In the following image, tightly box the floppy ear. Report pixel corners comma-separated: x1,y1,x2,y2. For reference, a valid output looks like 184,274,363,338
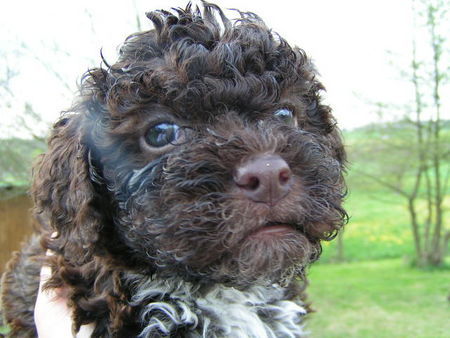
32,114,101,264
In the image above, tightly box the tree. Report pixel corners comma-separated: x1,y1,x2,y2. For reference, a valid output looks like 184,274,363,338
0,49,48,188
353,0,449,266
0,6,145,190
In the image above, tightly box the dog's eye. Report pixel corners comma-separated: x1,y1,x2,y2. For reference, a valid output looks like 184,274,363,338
274,108,295,124
145,122,182,147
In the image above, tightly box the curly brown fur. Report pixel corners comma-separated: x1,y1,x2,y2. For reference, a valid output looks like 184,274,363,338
1,3,346,337
1,235,42,337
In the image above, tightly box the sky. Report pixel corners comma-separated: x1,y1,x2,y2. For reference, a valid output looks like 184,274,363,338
0,0,447,136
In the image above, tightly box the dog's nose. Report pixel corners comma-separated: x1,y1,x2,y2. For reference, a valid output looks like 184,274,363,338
233,154,292,206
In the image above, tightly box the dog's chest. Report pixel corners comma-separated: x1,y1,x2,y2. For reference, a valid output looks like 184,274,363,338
129,276,307,337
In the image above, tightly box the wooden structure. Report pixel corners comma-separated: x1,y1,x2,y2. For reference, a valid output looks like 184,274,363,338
0,190,33,273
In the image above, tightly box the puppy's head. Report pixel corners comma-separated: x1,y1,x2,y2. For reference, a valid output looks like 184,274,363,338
34,3,347,287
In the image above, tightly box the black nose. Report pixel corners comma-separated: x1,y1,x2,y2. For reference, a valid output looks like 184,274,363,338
233,154,292,206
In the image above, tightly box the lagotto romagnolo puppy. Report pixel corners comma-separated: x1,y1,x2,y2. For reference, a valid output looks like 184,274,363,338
1,2,347,337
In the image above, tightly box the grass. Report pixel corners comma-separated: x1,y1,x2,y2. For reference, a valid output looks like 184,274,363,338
307,129,450,338
320,183,417,263
307,258,450,337
319,130,450,264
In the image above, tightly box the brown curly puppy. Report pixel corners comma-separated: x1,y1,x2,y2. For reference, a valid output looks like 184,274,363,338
1,3,347,337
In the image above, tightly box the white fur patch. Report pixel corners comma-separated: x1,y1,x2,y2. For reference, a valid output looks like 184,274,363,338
128,275,307,337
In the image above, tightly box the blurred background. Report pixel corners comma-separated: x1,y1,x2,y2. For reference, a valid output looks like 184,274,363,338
0,0,449,336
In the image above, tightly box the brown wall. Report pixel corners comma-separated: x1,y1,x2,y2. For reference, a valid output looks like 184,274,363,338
0,194,34,273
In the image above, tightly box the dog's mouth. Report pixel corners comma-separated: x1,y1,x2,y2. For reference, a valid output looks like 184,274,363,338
247,222,299,240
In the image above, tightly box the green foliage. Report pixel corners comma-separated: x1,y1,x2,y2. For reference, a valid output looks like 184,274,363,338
321,186,416,262
321,123,450,263
0,137,46,188
347,120,450,196
0,325,10,335
308,259,450,337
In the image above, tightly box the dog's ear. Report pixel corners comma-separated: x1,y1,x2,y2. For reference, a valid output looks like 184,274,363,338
32,114,101,264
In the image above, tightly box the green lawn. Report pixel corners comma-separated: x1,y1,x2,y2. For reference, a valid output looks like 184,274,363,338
320,185,417,263
307,153,450,337
307,259,450,337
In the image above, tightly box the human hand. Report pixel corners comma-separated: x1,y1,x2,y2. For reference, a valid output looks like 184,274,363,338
34,252,94,338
